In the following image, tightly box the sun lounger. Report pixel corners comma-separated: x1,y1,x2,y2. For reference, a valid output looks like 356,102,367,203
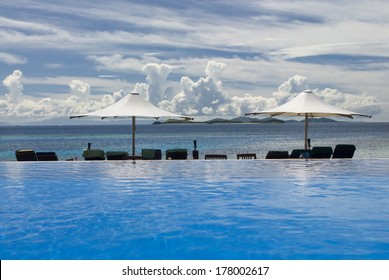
265,151,289,159
15,149,38,161
237,153,257,159
142,149,162,160
166,149,188,160
106,151,129,160
332,144,356,159
290,149,311,158
205,154,227,160
310,146,333,159
16,150,59,161
36,152,58,161
82,149,105,160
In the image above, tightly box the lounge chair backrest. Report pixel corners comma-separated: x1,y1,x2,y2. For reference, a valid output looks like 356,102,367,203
82,149,105,160
205,154,227,160
166,149,188,160
237,153,257,159
106,151,129,160
142,149,162,160
290,149,311,158
310,146,333,159
332,144,356,159
265,151,289,159
15,150,38,161
36,152,58,161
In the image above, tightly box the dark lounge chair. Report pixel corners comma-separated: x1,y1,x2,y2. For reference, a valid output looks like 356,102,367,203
265,151,289,159
290,149,312,159
166,149,188,160
36,152,58,161
142,149,162,160
82,149,105,160
106,151,129,160
237,153,257,159
310,146,333,159
332,144,356,159
15,149,38,161
205,154,227,160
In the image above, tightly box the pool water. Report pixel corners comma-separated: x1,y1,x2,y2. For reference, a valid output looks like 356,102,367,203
1,159,389,260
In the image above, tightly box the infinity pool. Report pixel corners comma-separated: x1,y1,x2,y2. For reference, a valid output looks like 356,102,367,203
1,159,389,259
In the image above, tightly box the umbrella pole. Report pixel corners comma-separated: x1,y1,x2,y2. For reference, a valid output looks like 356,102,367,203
132,116,136,157
304,114,308,150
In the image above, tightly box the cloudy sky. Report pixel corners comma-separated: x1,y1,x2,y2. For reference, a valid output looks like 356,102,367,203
1,0,388,124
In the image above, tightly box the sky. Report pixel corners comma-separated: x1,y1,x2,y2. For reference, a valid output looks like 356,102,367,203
1,0,388,124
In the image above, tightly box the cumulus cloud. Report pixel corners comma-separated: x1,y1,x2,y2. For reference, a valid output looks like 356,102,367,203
158,61,230,115
144,63,379,118
2,70,24,104
142,63,171,104
205,60,226,82
278,75,308,93
145,62,292,116
0,63,382,124
69,79,91,102
318,88,380,116
0,71,121,123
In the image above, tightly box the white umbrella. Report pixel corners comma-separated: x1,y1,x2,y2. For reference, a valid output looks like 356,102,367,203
70,92,192,157
246,90,371,149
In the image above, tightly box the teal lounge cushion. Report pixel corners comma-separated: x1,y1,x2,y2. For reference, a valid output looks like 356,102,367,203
142,149,162,160
82,149,105,160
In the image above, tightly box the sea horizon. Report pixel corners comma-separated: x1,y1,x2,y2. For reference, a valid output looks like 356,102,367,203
1,122,388,161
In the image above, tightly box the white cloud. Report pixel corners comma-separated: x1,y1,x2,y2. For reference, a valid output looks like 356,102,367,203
0,52,27,64
0,71,123,123
142,63,171,104
142,62,380,118
2,70,24,103
1,1,388,119
1,1,389,62
276,75,309,103
205,60,227,81
0,60,383,124
88,54,147,72
158,61,230,116
319,88,381,116
2,0,384,60
69,80,91,102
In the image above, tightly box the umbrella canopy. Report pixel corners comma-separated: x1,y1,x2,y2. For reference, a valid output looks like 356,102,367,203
70,92,191,157
246,90,371,149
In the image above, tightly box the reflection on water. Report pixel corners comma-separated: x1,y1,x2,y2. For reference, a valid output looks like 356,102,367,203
1,159,389,260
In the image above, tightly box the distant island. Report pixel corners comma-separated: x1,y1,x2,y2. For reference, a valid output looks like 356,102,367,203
153,116,337,124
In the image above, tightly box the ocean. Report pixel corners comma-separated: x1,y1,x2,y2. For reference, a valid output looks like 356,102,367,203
1,122,389,260
1,122,389,161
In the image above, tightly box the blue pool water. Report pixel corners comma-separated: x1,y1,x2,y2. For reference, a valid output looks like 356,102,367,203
1,159,389,260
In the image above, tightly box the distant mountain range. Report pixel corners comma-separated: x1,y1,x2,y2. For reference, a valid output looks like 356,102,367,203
154,116,337,124
204,116,284,123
